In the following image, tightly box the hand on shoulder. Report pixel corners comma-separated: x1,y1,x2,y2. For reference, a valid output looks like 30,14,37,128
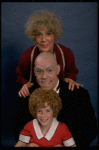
18,82,34,98
64,78,83,91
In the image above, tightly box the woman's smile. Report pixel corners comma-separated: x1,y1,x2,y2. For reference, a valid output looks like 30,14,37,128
40,44,49,48
35,28,55,53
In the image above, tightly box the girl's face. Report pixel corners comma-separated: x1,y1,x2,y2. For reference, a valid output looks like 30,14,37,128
35,28,55,53
36,102,53,128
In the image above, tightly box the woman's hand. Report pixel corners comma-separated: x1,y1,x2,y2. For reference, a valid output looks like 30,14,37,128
25,143,39,147
64,78,83,91
18,82,34,98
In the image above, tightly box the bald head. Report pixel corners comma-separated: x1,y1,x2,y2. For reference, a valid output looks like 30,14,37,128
35,52,57,67
34,52,60,90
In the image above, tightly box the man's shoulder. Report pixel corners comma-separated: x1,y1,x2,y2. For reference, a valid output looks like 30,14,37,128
29,83,40,94
74,86,88,95
59,79,68,88
59,79,89,97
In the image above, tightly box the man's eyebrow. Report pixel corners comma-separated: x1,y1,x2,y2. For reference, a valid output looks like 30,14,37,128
35,67,43,70
35,66,54,70
46,66,54,69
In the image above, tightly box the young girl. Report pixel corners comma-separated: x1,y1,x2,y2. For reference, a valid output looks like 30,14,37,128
14,88,76,147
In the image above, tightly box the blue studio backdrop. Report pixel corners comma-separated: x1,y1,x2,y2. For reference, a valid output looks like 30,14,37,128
1,2,98,147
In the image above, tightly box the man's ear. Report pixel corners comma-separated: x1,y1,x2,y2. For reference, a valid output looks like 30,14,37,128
56,64,60,75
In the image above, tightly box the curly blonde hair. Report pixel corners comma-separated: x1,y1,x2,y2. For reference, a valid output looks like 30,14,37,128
25,10,63,41
29,88,62,118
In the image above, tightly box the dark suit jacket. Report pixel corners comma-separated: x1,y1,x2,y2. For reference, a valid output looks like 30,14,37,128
13,79,97,147
57,79,97,147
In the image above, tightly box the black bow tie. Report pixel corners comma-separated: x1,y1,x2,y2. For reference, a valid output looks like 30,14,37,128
56,84,60,91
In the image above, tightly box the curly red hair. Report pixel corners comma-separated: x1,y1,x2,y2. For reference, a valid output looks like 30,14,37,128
29,88,62,118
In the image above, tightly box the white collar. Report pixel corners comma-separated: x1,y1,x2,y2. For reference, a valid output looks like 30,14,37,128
33,118,59,141
53,79,60,94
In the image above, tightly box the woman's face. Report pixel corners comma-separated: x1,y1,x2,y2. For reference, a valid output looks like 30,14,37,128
35,28,55,53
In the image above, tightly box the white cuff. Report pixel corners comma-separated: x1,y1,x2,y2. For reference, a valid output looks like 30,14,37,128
19,134,31,143
63,137,75,147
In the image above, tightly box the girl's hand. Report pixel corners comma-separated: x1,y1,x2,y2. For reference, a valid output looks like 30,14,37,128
25,143,39,147
53,144,64,147
64,78,83,91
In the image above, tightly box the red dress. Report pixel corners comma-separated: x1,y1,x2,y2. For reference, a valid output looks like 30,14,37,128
19,118,75,147
16,43,78,85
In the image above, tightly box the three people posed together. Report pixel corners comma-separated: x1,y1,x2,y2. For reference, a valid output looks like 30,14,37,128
14,10,97,147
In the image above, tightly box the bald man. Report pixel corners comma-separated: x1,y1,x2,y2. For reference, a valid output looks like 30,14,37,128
34,52,60,90
18,52,82,98
13,52,97,147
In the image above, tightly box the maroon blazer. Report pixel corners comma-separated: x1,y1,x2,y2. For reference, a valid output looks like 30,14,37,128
16,43,78,85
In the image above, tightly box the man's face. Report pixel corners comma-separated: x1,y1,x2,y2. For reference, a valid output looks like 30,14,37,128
34,57,60,90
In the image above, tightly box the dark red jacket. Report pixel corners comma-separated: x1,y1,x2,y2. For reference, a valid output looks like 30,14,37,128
16,43,79,85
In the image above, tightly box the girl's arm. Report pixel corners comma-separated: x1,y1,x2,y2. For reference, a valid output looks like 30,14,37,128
71,144,77,147
53,144,77,147
14,140,25,147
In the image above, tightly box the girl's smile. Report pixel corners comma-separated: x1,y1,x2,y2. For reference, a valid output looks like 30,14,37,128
36,103,53,129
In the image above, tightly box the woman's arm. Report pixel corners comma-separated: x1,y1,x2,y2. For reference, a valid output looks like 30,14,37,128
16,47,33,85
16,51,30,85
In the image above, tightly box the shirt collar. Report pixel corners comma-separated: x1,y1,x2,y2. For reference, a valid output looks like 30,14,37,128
53,79,60,94
33,118,59,141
